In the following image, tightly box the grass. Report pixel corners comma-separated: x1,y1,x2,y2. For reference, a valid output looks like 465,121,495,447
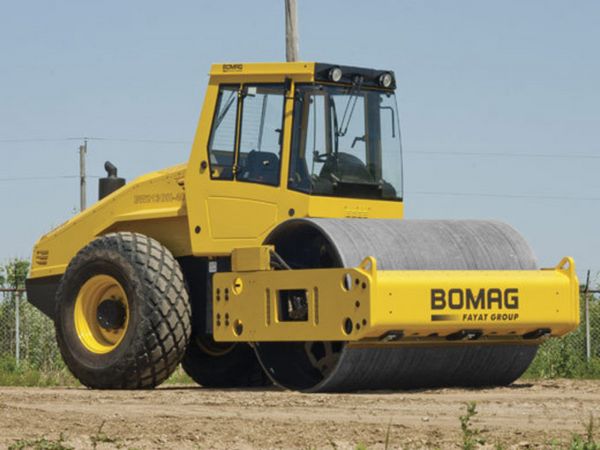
0,356,77,387
162,365,194,385
524,337,600,379
459,402,485,450
0,355,195,387
9,422,122,450
456,403,600,450
89,421,117,449
0,366,194,387
9,434,72,450
524,293,600,380
348,405,600,450
568,414,600,450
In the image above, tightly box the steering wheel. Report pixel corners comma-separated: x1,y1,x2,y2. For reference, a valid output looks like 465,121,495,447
313,152,331,163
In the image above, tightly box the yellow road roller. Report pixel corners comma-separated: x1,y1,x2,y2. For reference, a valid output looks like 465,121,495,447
25,62,580,392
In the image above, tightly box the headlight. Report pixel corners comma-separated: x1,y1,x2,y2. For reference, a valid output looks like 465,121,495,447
328,67,343,82
378,72,393,88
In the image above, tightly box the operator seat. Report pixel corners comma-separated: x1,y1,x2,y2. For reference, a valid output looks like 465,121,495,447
240,150,280,185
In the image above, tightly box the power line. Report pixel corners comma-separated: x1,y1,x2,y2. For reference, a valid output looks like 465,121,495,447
0,175,99,182
1,138,598,159
0,137,189,145
411,191,600,201
80,137,189,145
0,138,75,143
405,150,600,160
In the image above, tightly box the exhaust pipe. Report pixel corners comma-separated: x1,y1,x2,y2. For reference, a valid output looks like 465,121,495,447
99,161,126,200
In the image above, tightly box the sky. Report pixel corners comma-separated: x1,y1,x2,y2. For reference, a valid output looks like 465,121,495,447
0,0,598,282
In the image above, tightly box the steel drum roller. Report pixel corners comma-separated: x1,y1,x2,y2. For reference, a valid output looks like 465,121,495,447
255,218,538,392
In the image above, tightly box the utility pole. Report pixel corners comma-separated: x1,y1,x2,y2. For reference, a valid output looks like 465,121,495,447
79,139,87,212
285,0,299,62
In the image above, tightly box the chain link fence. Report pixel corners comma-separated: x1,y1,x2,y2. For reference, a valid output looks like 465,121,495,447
0,289,64,373
0,287,599,382
527,289,600,377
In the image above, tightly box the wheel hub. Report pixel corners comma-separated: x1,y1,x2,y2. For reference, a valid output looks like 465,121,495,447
96,299,126,330
74,274,130,354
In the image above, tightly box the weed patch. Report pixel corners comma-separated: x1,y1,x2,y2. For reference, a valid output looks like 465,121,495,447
9,434,72,450
460,402,485,450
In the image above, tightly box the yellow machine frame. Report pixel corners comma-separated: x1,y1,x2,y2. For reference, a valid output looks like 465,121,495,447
27,62,580,346
213,248,579,345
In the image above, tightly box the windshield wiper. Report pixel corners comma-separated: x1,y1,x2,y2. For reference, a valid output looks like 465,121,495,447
329,79,363,155
337,77,363,138
330,96,340,154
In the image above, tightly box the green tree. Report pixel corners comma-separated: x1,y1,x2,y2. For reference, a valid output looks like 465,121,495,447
0,258,29,289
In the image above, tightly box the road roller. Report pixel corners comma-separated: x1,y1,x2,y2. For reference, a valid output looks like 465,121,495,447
25,62,580,391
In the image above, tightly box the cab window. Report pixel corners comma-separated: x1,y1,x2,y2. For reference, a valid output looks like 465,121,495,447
289,84,403,200
237,84,285,186
208,85,239,180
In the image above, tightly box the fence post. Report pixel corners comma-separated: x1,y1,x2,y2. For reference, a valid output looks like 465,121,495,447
15,290,20,366
584,270,591,362
586,294,592,361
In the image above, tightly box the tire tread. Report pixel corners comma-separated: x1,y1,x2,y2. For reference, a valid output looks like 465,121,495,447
55,232,191,389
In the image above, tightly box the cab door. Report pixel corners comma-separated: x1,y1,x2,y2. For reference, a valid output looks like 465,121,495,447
194,83,290,251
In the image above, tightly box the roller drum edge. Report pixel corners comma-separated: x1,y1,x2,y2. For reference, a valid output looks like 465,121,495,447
256,218,539,392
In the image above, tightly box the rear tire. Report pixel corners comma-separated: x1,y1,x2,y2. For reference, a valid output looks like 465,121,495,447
178,257,271,388
55,232,191,389
181,337,270,388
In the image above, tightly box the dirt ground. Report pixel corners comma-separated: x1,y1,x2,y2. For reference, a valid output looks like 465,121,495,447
0,379,598,450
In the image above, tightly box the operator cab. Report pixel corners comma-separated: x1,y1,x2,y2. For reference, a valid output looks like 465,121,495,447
289,65,402,200
206,63,403,201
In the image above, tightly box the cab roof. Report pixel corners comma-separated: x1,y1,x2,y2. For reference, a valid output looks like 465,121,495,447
209,62,396,89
